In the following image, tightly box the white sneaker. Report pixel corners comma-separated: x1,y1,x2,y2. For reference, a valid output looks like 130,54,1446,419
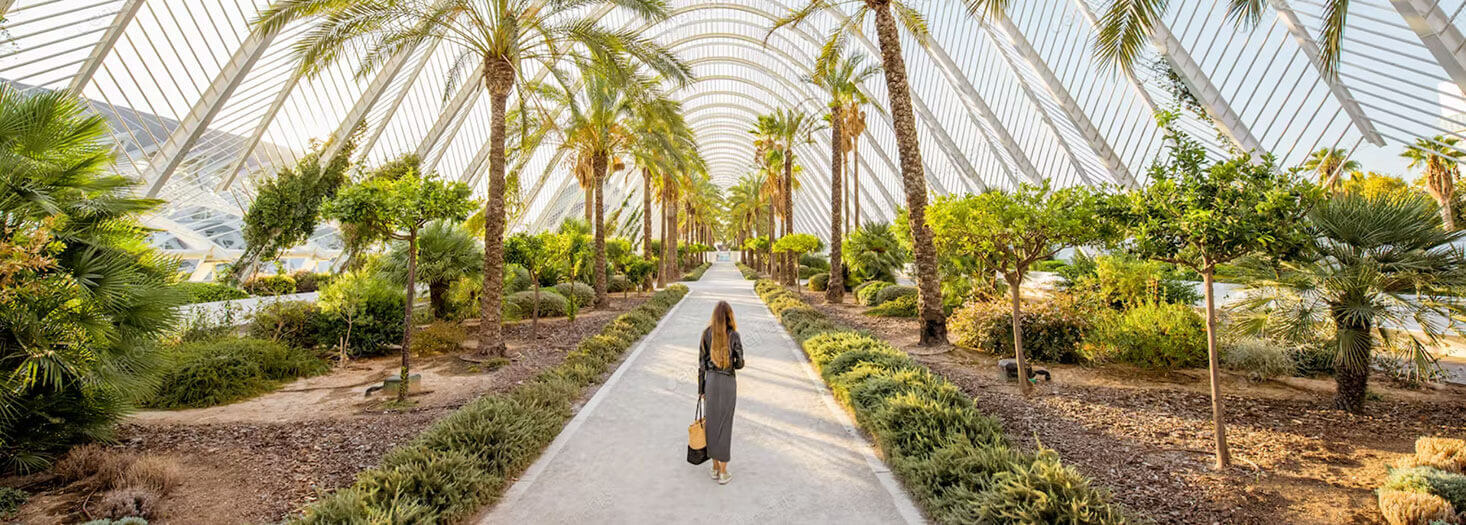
710,466,719,480
717,471,732,485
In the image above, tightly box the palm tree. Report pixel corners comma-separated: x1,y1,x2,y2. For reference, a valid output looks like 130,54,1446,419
1232,192,1466,412
844,98,870,230
257,0,691,357
1302,147,1363,193
1402,136,1466,231
843,222,909,283
0,87,183,471
809,46,881,304
727,173,766,266
774,0,949,344
383,220,482,319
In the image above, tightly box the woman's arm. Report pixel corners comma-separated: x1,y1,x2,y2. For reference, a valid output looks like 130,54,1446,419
731,331,745,370
698,329,708,395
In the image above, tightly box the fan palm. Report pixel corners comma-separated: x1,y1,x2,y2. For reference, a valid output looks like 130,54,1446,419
257,0,691,357
0,87,183,472
1302,147,1363,193
383,220,483,319
774,0,948,344
1402,136,1466,231
843,222,909,284
1231,192,1466,412
809,46,881,303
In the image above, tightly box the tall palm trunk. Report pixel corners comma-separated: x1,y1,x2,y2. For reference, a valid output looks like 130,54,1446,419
398,227,419,403
584,186,593,223
853,142,861,227
1332,306,1373,413
592,151,608,307
1203,270,1231,467
872,2,946,345
642,169,653,260
478,59,512,357
782,154,795,286
1427,165,1457,231
767,201,776,275
827,112,845,303
661,174,677,285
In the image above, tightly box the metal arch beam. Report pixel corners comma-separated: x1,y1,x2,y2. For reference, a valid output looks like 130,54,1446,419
974,20,1092,186
1067,0,1165,118
144,27,278,197
67,0,144,95
415,62,484,173
219,69,303,190
356,38,447,164
1269,0,1384,146
320,45,420,164
1392,0,1466,98
1147,19,1265,155
990,11,1136,186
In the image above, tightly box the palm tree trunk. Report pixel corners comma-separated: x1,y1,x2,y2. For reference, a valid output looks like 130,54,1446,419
1008,272,1030,396
853,142,861,227
782,154,795,286
429,281,447,320
398,227,419,403
872,4,946,346
643,169,653,260
478,61,512,358
1332,307,1373,413
592,151,608,307
1203,270,1231,467
827,112,845,303
767,201,776,275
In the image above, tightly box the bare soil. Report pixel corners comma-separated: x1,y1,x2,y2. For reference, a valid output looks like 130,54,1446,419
6,293,651,525
799,289,1466,525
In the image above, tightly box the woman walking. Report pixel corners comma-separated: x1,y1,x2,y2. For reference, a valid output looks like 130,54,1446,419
699,301,744,484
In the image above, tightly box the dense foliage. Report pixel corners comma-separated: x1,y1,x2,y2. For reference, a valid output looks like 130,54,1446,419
1085,303,1208,369
176,282,249,304
948,298,1092,363
383,221,483,319
842,222,908,283
146,338,328,409
234,138,356,282
0,87,184,473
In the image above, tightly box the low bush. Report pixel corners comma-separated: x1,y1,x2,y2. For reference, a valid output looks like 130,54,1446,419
1085,302,1207,369
98,486,160,521
411,321,467,356
505,290,569,319
54,444,132,486
247,301,323,350
1030,259,1068,273
1382,466,1466,510
873,284,916,307
504,265,533,294
797,264,822,279
553,282,595,307
948,297,1091,363
176,282,248,303
1377,489,1456,525
293,284,689,524
735,262,761,280
799,253,829,270
608,274,634,294
867,294,918,317
1376,437,1466,524
241,274,297,296
122,456,181,496
147,338,328,409
808,272,830,291
1222,338,1297,381
855,280,892,306
1414,437,1466,474
289,271,334,293
752,279,1125,524
0,486,26,519
681,262,711,281
1063,255,1200,309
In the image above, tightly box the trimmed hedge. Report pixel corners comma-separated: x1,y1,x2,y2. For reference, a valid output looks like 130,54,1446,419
808,272,830,291
873,284,917,307
681,262,711,281
553,282,595,307
735,262,761,280
867,294,917,318
242,274,297,296
855,281,893,306
948,298,1091,364
753,279,1125,524
506,290,570,318
293,284,689,524
177,281,249,303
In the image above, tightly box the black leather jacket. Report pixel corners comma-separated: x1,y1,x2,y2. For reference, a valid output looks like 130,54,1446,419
698,327,745,395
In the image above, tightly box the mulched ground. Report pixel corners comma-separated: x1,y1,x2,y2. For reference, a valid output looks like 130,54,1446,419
799,289,1466,525
6,293,651,525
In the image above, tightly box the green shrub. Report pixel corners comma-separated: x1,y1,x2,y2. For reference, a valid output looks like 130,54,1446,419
681,262,711,281
867,294,918,317
948,297,1092,363
411,321,467,356
855,281,893,306
241,274,297,296
148,338,327,409
1030,259,1068,272
798,264,822,279
247,301,325,351
1086,302,1207,369
294,284,688,525
1382,466,1466,510
736,262,761,280
0,486,26,519
1222,337,1297,381
553,282,594,307
315,271,407,357
808,272,830,291
505,290,569,319
872,284,916,307
750,279,1123,524
289,271,333,293
1291,342,1337,377
799,253,829,270
504,264,533,295
608,274,633,293
176,282,248,303
1063,255,1200,309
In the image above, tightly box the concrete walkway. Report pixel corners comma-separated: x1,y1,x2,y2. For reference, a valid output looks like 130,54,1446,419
481,261,923,524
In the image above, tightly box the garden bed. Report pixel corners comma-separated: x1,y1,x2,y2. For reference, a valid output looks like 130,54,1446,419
800,289,1466,524
6,293,658,525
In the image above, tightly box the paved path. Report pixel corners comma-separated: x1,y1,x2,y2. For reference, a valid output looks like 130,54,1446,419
482,261,923,524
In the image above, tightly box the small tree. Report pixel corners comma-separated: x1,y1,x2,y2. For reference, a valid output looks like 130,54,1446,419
318,269,398,363
325,169,475,403
504,232,549,339
383,221,482,319
927,182,1110,396
550,229,591,324
1116,113,1315,468
773,233,821,285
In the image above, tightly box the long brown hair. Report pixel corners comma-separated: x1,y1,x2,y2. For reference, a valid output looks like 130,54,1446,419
709,301,737,369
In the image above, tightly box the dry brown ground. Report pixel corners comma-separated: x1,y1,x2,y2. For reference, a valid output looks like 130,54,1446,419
6,293,650,525
799,289,1466,525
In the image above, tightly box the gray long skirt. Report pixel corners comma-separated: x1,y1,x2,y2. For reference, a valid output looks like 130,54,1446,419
704,371,737,462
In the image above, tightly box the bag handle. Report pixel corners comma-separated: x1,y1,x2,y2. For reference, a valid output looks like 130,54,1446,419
694,397,703,420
